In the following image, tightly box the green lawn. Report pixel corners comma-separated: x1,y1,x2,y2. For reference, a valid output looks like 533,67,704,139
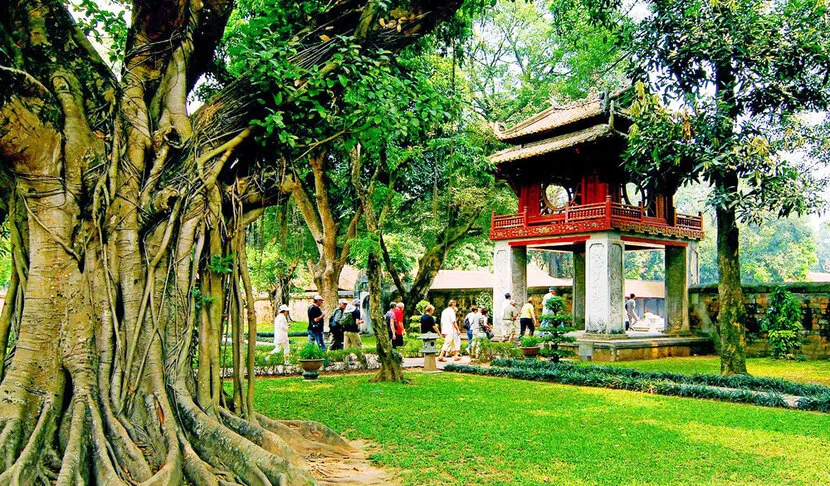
591,357,830,386
254,373,830,486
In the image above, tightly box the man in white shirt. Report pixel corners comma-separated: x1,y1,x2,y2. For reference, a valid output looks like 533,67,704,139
495,292,510,339
438,300,460,362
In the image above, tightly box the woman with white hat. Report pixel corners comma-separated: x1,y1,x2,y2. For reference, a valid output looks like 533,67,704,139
271,304,291,359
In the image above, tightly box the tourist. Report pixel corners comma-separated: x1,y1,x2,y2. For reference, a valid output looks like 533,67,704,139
307,295,326,350
496,292,511,338
342,302,362,350
542,287,557,310
625,294,639,329
271,304,291,359
501,299,518,343
519,297,537,336
385,303,397,342
463,305,479,355
393,302,406,348
438,300,461,362
329,299,347,350
420,305,439,333
352,299,363,331
470,307,490,359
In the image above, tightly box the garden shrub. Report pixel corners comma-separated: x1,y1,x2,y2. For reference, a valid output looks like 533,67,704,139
445,364,793,410
490,358,830,398
471,339,522,362
761,288,804,359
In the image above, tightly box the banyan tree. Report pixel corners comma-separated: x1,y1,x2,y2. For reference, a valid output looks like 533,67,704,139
0,0,462,483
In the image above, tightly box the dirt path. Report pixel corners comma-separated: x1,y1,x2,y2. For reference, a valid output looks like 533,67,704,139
309,440,397,485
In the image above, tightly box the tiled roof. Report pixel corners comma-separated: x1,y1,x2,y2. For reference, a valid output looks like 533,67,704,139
490,124,617,165
493,98,605,142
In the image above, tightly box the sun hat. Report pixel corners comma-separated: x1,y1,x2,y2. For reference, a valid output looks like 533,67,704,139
278,304,289,312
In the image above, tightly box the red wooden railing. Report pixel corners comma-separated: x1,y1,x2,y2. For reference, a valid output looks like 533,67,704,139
491,202,703,234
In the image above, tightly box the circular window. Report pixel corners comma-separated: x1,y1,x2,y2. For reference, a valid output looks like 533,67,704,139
542,184,570,212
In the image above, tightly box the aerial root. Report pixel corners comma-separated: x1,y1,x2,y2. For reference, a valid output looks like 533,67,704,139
218,408,306,466
176,390,314,486
55,397,89,486
0,398,56,485
256,415,355,458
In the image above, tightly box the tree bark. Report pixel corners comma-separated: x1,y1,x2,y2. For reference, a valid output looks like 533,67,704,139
350,146,404,382
714,59,748,376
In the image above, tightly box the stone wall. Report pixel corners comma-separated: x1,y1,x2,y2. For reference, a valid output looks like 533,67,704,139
689,283,830,359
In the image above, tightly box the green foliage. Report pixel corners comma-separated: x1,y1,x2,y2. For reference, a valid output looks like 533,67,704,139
492,358,830,398
761,289,804,359
209,254,235,275
191,287,215,311
473,291,492,312
449,359,830,412
471,338,522,362
0,223,11,287
325,347,368,368
519,335,540,347
297,341,326,360
69,0,129,64
414,300,431,315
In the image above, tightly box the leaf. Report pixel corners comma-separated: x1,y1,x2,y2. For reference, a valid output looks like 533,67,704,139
319,34,331,42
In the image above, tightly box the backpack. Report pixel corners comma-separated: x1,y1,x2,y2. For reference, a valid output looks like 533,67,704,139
340,312,357,332
463,316,471,331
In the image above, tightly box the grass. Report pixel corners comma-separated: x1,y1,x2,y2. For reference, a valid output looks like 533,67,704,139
253,373,830,486
587,357,830,386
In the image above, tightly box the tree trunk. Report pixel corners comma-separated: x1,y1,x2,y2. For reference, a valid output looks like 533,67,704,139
0,0,460,481
367,251,404,383
716,172,747,375
714,59,748,376
350,146,404,382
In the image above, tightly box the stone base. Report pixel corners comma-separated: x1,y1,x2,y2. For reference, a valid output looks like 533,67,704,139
564,334,714,362
423,353,439,372
582,332,630,341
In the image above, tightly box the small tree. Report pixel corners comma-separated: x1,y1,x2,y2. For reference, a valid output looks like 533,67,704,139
761,289,804,359
538,295,576,363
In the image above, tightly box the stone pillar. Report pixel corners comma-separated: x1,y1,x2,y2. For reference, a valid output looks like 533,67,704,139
584,233,626,336
665,245,691,335
493,240,527,311
572,245,586,330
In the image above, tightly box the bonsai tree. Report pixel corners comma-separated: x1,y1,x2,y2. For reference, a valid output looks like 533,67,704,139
761,289,804,359
538,295,576,363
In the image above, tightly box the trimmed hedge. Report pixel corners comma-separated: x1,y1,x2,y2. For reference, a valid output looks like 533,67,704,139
445,363,794,409
448,360,830,412
490,358,830,399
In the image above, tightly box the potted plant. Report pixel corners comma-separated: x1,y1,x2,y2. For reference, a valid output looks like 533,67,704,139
297,342,326,380
538,295,576,363
519,335,541,358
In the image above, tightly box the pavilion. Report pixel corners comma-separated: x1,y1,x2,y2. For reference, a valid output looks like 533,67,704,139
489,90,704,339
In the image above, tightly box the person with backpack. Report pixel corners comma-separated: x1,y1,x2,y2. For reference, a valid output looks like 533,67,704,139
341,302,362,350
328,299,347,350
470,307,492,359
463,306,479,355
